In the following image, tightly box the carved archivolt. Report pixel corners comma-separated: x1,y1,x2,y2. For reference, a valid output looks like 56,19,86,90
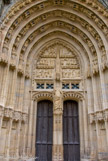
0,0,107,78
63,91,84,101
32,91,53,102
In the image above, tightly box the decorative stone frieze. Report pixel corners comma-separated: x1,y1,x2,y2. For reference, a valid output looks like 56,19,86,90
0,107,28,122
89,110,108,124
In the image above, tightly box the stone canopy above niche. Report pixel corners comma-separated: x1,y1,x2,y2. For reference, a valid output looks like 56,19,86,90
33,43,81,80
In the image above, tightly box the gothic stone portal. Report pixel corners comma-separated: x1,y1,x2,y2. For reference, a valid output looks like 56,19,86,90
34,42,81,161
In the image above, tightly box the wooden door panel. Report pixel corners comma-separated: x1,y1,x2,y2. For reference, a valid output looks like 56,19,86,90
36,100,53,161
63,100,80,161
42,117,48,143
48,117,53,143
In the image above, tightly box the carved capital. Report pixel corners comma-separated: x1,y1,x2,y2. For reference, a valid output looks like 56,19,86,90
92,57,99,75
22,113,28,123
103,109,108,122
95,111,104,122
4,108,13,118
89,113,95,124
13,111,22,121
86,65,91,78
10,59,16,70
17,64,24,76
101,54,108,71
25,70,30,79
0,54,8,65
0,105,4,117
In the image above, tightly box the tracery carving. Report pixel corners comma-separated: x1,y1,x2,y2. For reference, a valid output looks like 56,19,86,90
62,69,80,79
32,43,81,86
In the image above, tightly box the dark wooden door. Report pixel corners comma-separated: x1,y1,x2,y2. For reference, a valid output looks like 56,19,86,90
36,100,53,161
63,100,80,161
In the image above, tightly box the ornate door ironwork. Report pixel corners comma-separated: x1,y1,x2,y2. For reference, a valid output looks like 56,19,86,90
36,100,53,161
63,100,80,161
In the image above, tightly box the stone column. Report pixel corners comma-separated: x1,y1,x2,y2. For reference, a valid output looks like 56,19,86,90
105,120,108,150
27,100,34,157
79,100,84,158
52,90,63,161
95,120,102,160
92,76,100,111
0,106,3,137
89,123,97,160
32,101,37,157
0,65,8,106
100,72,108,110
23,121,28,157
16,120,21,159
104,110,108,150
82,99,89,156
5,118,12,161
9,70,17,108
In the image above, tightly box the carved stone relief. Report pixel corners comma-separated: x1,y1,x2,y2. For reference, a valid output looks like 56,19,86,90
33,43,80,86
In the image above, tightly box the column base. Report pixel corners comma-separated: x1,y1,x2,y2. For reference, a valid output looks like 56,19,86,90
52,145,63,161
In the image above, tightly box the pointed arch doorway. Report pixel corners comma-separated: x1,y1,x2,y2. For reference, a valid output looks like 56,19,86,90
63,100,80,161
36,100,53,161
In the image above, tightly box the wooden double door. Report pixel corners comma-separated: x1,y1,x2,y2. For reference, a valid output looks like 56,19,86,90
36,100,80,161
36,100,53,161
